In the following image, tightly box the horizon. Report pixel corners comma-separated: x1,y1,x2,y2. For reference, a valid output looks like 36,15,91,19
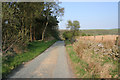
59,28,119,30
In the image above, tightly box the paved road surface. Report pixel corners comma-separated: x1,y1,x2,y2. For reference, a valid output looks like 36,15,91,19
8,41,74,78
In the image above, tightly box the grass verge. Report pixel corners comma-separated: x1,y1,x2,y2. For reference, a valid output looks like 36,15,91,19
66,44,88,78
65,40,88,78
65,40,118,78
2,40,57,78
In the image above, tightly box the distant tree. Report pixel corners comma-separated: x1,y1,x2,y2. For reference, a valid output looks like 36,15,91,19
82,33,87,36
63,31,73,40
66,20,80,42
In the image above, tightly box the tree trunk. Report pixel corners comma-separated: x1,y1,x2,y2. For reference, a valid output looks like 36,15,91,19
2,37,22,54
24,10,26,36
33,26,36,40
42,22,48,41
30,23,32,42
21,17,24,39
30,14,33,42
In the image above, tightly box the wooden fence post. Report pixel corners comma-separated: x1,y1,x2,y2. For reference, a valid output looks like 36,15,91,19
102,36,104,41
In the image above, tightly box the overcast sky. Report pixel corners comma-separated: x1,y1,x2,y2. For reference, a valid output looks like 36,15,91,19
58,2,118,30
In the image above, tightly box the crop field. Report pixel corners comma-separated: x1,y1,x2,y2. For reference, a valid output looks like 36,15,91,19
66,35,119,78
78,35,119,44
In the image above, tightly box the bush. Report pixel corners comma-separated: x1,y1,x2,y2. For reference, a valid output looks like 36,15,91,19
82,33,87,36
81,33,93,36
63,31,73,40
88,34,93,36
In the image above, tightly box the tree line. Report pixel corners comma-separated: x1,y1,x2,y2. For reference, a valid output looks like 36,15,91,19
2,2,64,54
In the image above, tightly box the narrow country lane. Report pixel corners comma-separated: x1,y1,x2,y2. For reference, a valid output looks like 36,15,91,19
8,41,74,78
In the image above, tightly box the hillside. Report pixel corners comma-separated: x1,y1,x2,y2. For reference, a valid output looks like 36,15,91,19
59,29,119,36
80,29,118,35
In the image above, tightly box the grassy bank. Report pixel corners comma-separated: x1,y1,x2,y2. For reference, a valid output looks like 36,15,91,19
65,40,118,78
66,43,89,78
2,40,57,78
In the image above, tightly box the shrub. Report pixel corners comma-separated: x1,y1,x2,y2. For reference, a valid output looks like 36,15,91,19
63,31,73,40
82,33,87,36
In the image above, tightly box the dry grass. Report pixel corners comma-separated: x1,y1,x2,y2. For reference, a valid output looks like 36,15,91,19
77,35,119,44
72,35,119,78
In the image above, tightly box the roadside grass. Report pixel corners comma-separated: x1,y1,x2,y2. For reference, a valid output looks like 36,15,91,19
109,67,118,78
64,40,71,45
2,40,57,78
65,40,118,78
66,42,88,78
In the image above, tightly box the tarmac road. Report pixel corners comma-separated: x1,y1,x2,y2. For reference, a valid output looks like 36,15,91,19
8,41,74,78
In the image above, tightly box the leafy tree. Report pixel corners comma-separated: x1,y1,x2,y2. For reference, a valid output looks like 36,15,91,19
2,2,64,55
63,31,73,40
41,2,64,41
66,20,80,42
